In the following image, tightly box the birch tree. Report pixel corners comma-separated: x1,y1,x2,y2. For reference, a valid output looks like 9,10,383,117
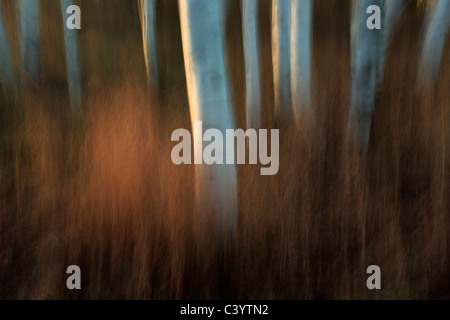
418,0,450,89
290,0,312,124
350,0,450,160
242,0,262,128
20,0,41,86
349,0,384,159
61,0,81,111
272,0,291,116
139,0,159,90
178,0,238,237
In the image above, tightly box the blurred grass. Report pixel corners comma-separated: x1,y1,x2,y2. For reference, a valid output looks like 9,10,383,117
0,0,450,299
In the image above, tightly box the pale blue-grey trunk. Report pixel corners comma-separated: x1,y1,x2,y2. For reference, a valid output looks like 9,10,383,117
0,7,17,96
61,0,81,111
351,0,449,159
242,0,262,129
219,0,235,123
139,0,159,89
178,0,238,237
272,0,291,116
349,0,384,159
419,0,450,88
290,0,312,124
20,0,41,86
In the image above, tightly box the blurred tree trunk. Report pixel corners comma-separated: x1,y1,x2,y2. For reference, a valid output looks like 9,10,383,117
271,0,291,117
178,0,238,238
419,0,450,89
20,0,41,87
242,0,262,128
139,0,159,91
350,0,449,159
0,6,16,96
349,0,384,160
61,0,81,111
290,0,311,125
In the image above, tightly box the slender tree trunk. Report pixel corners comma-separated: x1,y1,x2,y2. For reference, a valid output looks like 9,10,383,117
178,0,238,238
419,0,450,89
139,0,159,90
290,0,311,124
271,0,291,117
349,0,384,159
20,0,41,86
0,7,17,97
242,0,262,129
61,0,81,111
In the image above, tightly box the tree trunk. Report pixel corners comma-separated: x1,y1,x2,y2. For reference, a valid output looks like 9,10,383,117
20,0,41,86
139,0,159,90
178,0,238,238
61,0,82,111
419,0,450,89
349,0,384,159
290,0,312,124
242,0,262,128
271,0,291,117
0,7,17,97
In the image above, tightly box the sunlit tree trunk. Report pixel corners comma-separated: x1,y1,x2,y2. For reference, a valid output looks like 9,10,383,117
61,0,81,111
0,7,17,96
349,0,384,160
271,0,291,116
290,0,311,124
242,0,262,128
178,0,238,238
419,0,450,89
139,0,159,90
20,0,41,86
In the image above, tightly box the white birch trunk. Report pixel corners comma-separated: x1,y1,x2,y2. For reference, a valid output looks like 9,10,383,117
242,0,262,129
290,0,312,125
139,0,159,89
178,0,238,237
20,0,41,86
271,0,291,116
61,0,81,111
349,0,384,158
419,0,450,88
